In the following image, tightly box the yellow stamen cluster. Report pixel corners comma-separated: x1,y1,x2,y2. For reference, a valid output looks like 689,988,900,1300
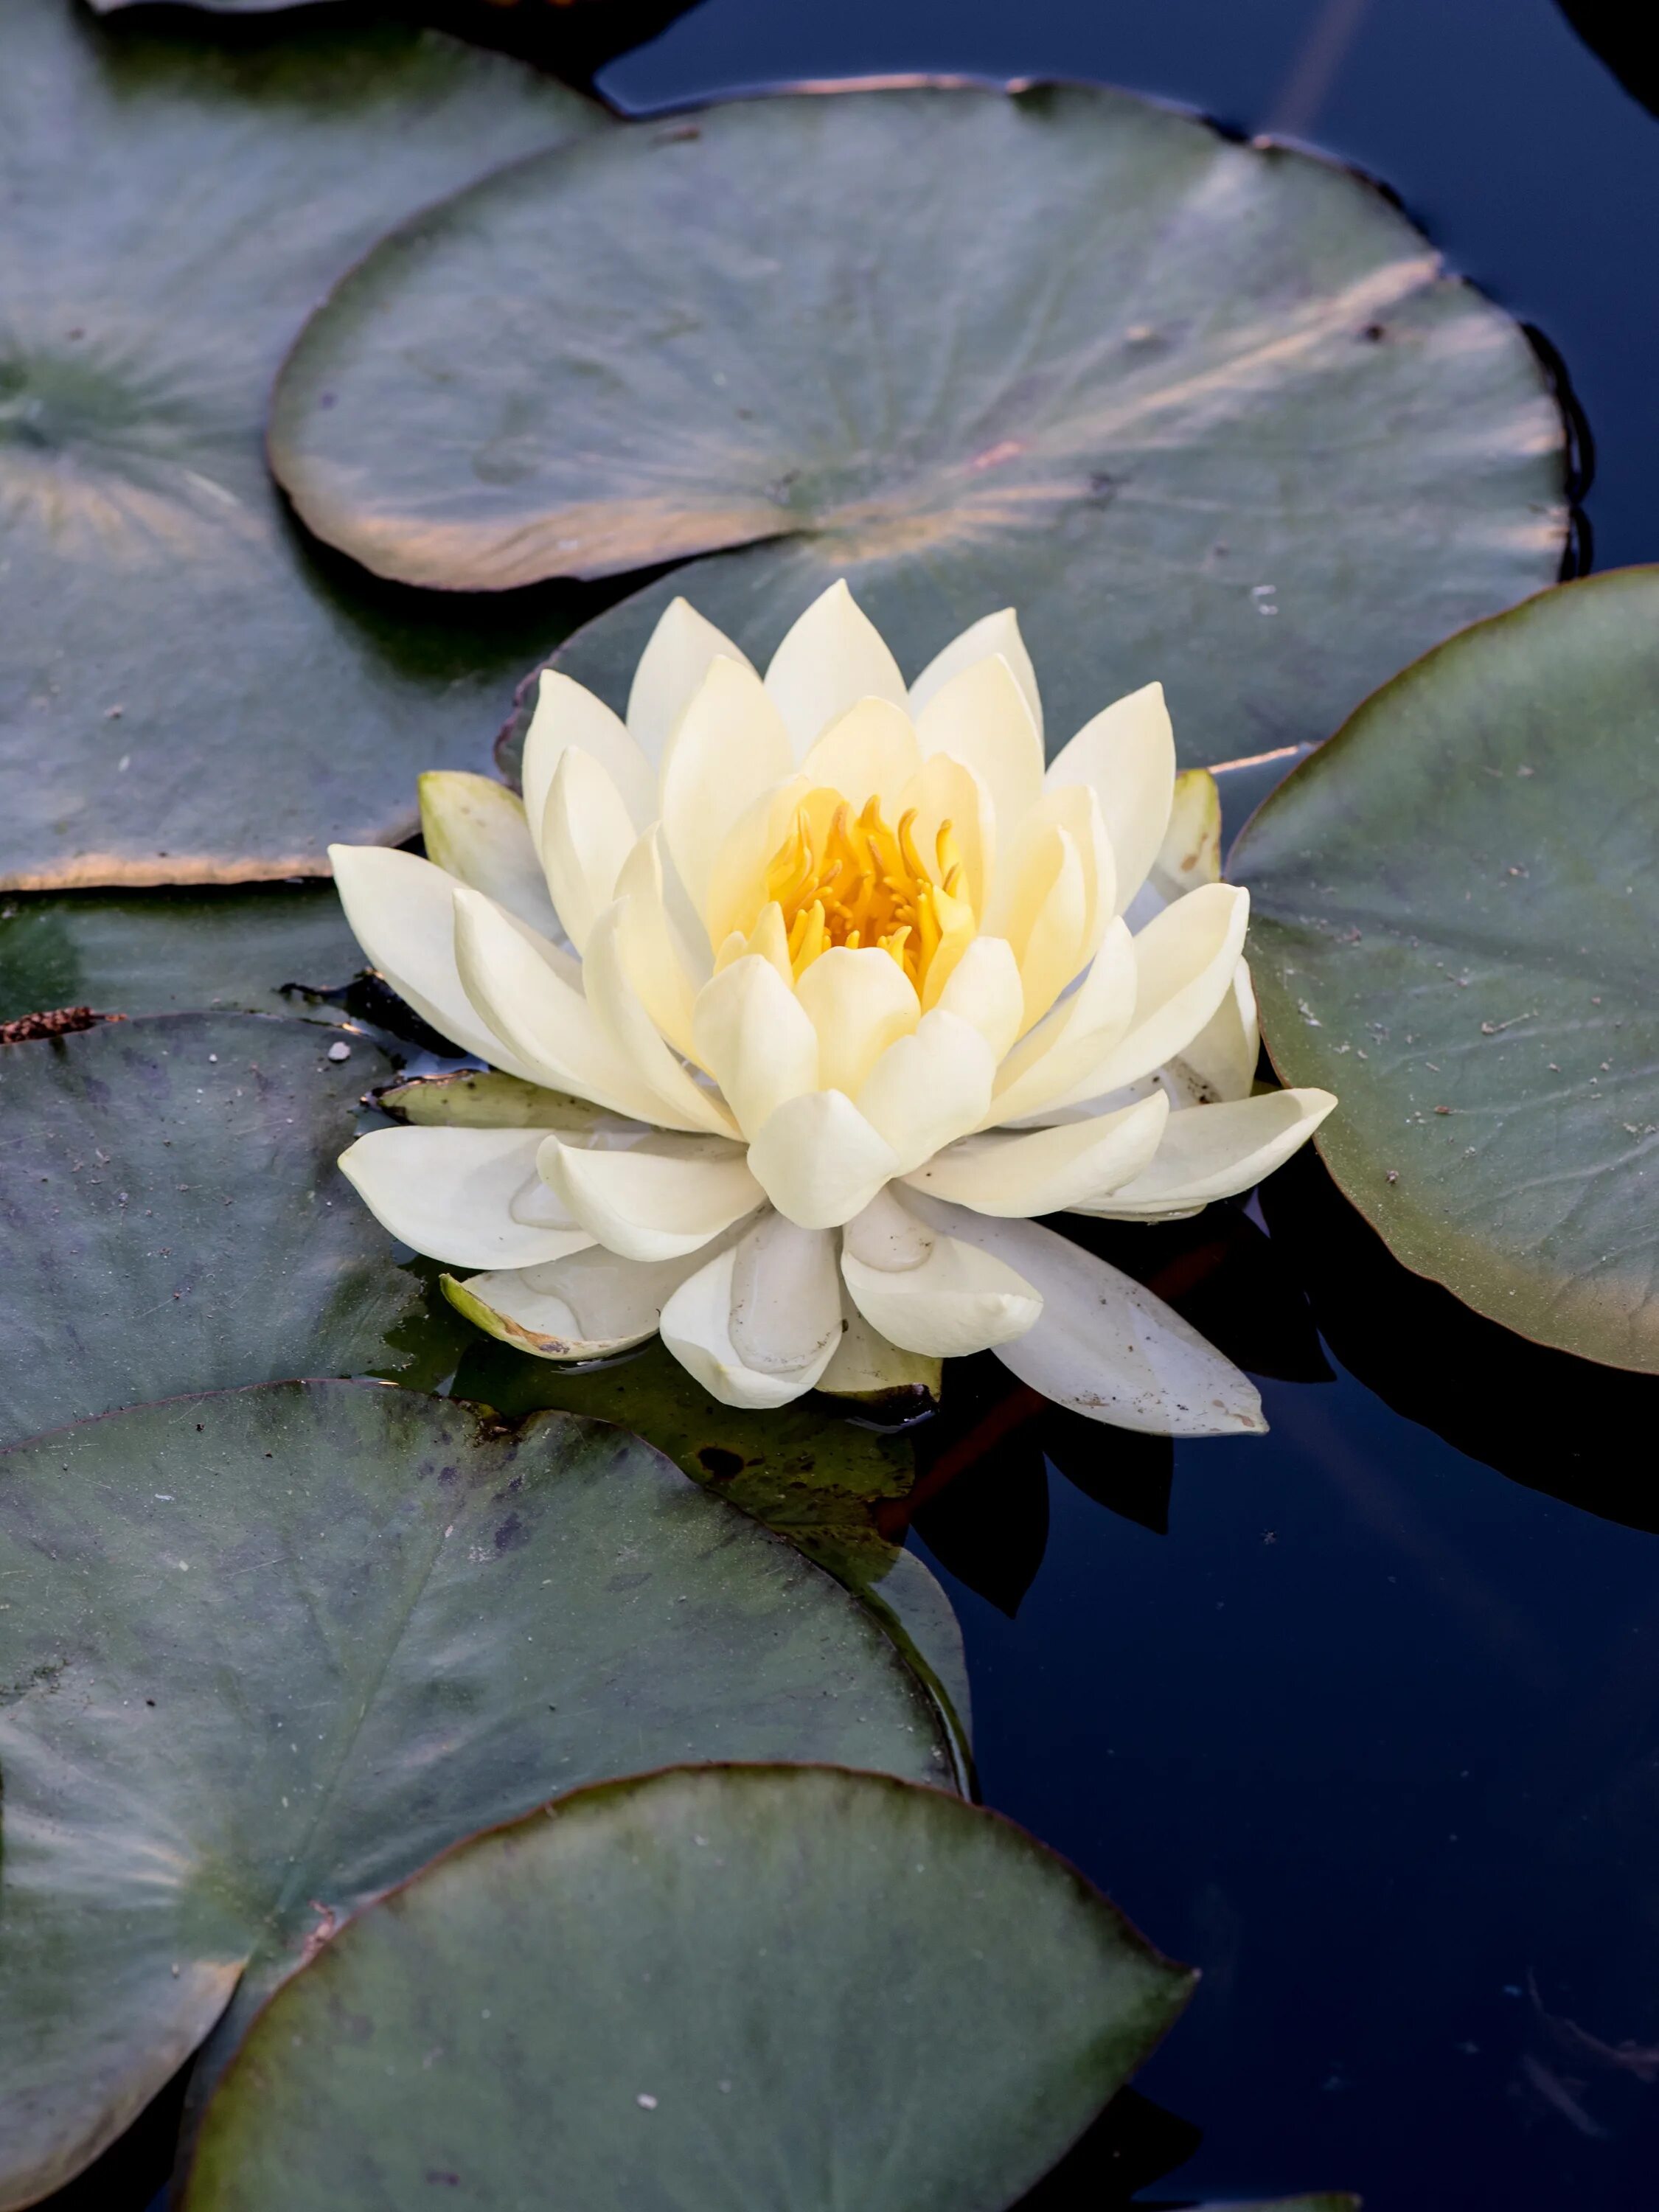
761,787,971,992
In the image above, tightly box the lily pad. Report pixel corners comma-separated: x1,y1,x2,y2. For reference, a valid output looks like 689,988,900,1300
0,1011,471,1447
0,1384,952,2206
181,1764,1190,2212
1233,567,1659,1371
271,82,1565,772
0,886,361,1025
453,1333,973,1776
0,0,599,889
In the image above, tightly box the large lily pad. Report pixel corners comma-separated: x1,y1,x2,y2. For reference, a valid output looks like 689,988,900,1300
0,1385,952,2206
1233,567,1659,1371
0,1012,470,1447
0,886,360,1025
0,0,599,889
271,83,1566,771
181,1763,1189,2212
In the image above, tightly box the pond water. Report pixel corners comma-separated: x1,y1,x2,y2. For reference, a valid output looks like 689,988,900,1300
611,7,1659,2208
35,4,1659,2210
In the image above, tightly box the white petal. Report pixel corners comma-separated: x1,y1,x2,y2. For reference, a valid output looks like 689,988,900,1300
538,747,640,955
841,1187,1041,1357
701,772,813,949
985,918,1138,1126
933,934,1024,1057
797,696,921,809
581,900,739,1136
660,655,796,916
659,1220,840,1409
625,597,754,764
338,1126,594,1270
727,1211,844,1377
764,579,907,754
539,1130,760,1262
1046,681,1175,916
445,1239,727,1361
522,669,656,841
793,946,920,1096
986,782,1115,969
1075,1088,1337,1216
612,830,704,1062
1167,959,1259,1105
908,608,1042,744
330,844,541,1082
417,771,560,938
898,748,995,918
816,1291,942,1404
914,1198,1265,1435
914,653,1045,863
905,1091,1169,1217
1147,767,1222,911
451,884,675,1123
855,1009,996,1174
1043,883,1251,1113
746,1089,901,1229
1007,824,1090,1035
692,954,819,1138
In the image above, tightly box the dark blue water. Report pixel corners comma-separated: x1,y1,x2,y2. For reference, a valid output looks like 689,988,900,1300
623,9,1659,2208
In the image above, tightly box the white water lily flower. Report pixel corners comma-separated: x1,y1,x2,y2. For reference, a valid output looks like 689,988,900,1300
332,582,1334,1433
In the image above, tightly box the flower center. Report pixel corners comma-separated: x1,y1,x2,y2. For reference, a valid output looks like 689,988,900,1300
762,787,970,992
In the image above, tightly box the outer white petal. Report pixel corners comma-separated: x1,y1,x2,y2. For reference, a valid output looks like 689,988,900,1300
1043,883,1251,1113
816,1290,942,1405
905,1092,1169,1217
445,1237,734,1361
659,1217,841,1409
330,844,541,1082
582,900,739,1136
1167,960,1259,1105
746,1089,901,1229
764,578,908,755
793,947,920,1097
933,934,1024,1058
855,1009,996,1174
659,655,796,916
451,884,675,1123
692,954,819,1138
417,771,560,938
1074,1088,1337,1216
522,669,656,841
908,608,1042,743
1046,681,1175,916
625,597,754,764
538,747,639,955
539,1131,760,1262
841,1188,1042,1357
914,653,1045,865
338,1126,594,1270
727,1211,844,1378
914,1197,1266,1435
985,918,1138,1127
797,696,922,809
613,830,704,1062
1123,765,1223,929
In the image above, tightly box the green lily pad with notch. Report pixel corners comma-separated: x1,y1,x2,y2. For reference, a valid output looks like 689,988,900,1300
1232,567,1659,1371
181,1763,1189,2212
453,1332,972,1778
0,1012,473,1447
0,886,362,1025
0,1385,953,2208
0,0,601,890
271,82,1566,774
